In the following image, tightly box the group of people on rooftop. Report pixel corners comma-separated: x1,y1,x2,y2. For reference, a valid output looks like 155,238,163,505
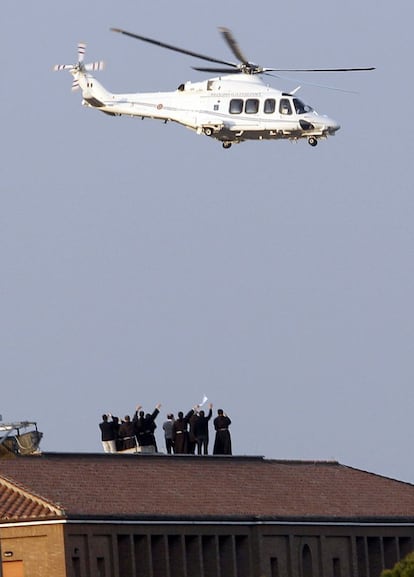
99,403,232,456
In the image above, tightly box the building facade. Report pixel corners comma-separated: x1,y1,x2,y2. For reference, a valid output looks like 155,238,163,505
0,453,413,577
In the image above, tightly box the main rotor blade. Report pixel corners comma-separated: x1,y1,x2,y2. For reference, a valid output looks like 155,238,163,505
264,72,359,93
263,67,375,72
111,27,238,69
192,66,241,74
218,27,249,65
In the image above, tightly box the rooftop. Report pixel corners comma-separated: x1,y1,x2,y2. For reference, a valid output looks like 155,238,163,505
1,453,414,523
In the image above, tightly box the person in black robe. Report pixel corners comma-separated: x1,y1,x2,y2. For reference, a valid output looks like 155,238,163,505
112,416,120,441
213,409,232,455
188,412,199,455
172,408,196,454
194,404,213,455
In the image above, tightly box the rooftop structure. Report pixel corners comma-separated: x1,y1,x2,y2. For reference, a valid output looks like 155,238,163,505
0,453,413,576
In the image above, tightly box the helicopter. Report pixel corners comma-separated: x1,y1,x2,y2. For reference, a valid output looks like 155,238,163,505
54,27,374,149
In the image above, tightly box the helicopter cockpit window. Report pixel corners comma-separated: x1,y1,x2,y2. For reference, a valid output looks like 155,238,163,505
279,98,292,115
264,99,276,114
293,98,313,114
245,99,259,114
229,99,243,114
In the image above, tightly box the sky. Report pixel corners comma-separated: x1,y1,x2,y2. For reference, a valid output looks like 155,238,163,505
1,1,413,483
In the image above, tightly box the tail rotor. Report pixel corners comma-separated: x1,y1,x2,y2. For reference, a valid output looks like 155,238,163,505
53,43,104,91
77,42,86,64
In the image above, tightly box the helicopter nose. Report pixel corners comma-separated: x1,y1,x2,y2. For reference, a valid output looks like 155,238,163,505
326,117,341,134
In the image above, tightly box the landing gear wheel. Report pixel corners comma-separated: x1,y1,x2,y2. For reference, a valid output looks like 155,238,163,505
222,142,232,149
204,127,213,136
308,137,318,147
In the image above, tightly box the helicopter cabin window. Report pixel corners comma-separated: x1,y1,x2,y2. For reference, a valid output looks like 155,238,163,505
279,98,292,115
229,99,243,114
264,99,276,114
245,99,259,114
293,98,313,114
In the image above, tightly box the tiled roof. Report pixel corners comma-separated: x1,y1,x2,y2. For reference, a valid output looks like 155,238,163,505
0,453,413,523
0,476,64,521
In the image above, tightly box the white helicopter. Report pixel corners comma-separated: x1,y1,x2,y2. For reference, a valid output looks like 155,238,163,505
54,27,374,149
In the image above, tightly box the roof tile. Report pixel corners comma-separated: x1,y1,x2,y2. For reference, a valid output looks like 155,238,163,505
0,475,64,521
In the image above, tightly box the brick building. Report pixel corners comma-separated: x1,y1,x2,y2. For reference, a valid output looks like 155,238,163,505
0,453,413,577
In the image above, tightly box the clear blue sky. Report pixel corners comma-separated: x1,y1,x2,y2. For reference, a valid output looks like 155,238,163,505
2,1,413,483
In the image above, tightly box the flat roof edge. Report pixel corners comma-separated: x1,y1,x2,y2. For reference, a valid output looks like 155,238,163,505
3,517,414,529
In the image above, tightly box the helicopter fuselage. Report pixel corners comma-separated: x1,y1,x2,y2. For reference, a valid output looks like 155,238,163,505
78,71,340,148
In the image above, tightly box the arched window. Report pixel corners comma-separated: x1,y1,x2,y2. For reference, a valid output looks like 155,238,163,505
302,544,313,577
